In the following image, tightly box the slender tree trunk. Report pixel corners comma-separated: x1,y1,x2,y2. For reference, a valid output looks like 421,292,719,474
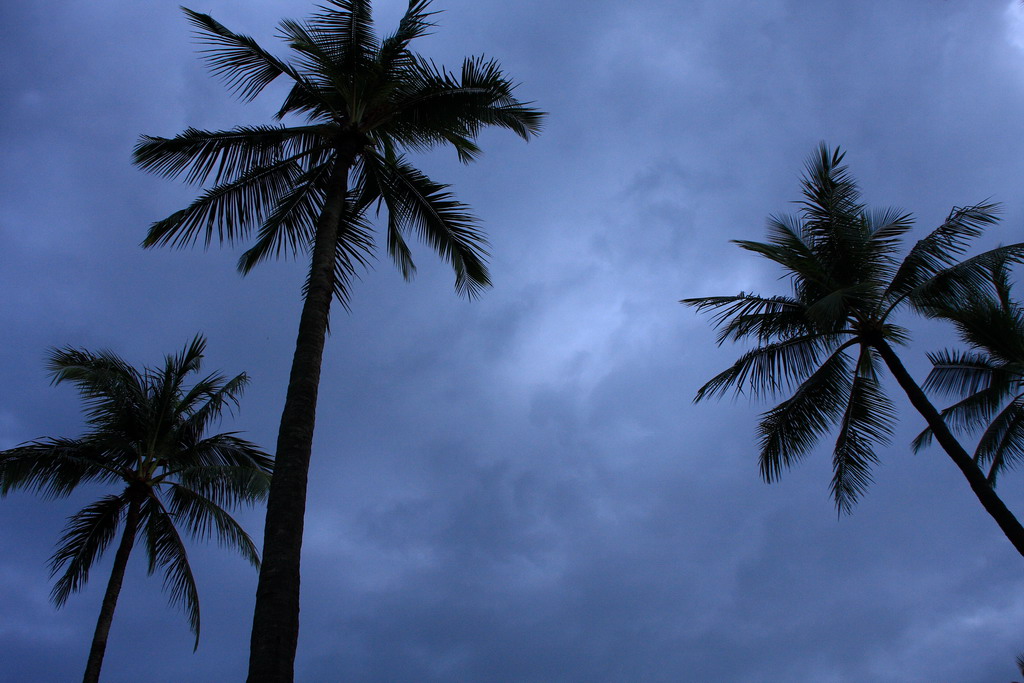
874,339,1024,557
248,156,354,683
82,495,141,683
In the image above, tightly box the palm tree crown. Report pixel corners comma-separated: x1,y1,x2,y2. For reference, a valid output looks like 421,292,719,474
683,145,1024,544
134,0,543,302
0,336,271,682
133,3,542,680
914,255,1024,485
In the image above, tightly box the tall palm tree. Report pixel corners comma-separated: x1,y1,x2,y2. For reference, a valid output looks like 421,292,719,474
132,2,543,679
913,255,1024,485
0,336,272,683
682,144,1024,556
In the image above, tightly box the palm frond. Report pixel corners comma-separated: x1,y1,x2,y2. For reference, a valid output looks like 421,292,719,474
758,347,855,483
236,161,333,273
133,125,325,186
681,292,807,344
171,459,271,508
141,496,201,647
277,18,355,90
273,78,339,122
738,214,829,284
166,484,261,567
887,202,1002,304
361,150,489,297
178,370,247,425
183,8,294,102
142,159,308,249
153,336,207,419
923,349,1002,398
303,0,379,71
976,398,1024,485
918,244,1024,307
863,207,915,287
802,283,876,332
328,207,377,309
797,143,865,241
934,284,1024,367
0,439,123,497
47,347,145,427
48,494,128,607
693,333,853,401
379,0,436,68
383,56,543,155
830,347,894,514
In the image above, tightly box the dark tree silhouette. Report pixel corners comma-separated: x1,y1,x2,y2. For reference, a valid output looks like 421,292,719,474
684,144,1024,555
0,337,271,683
914,254,1024,485
133,2,543,679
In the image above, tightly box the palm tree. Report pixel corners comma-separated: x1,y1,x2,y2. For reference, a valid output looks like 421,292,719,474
913,255,1024,485
0,336,272,683
131,2,543,679
682,144,1024,556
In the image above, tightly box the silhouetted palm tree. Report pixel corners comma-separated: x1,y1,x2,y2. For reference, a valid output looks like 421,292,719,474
914,255,1024,485
0,336,271,683
683,144,1024,555
132,2,543,679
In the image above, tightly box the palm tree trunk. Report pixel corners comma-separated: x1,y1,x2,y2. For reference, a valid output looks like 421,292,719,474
874,340,1024,557
82,495,141,683
247,158,353,683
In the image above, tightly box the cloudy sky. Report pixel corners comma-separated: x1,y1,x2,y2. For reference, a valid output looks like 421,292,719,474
3,1,1024,681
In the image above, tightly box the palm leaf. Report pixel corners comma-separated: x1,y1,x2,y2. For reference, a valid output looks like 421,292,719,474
694,333,854,401
758,347,854,483
133,125,325,186
142,159,308,249
887,203,1001,304
830,347,894,513
166,484,261,567
49,494,128,607
797,143,864,241
236,162,333,273
361,150,489,298
681,292,808,345
379,0,436,69
141,495,202,648
0,439,124,498
171,460,271,508
975,398,1024,485
923,349,1002,398
385,56,542,155
183,8,293,102
303,0,378,71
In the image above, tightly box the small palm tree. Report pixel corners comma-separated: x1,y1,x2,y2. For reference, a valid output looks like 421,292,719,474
913,255,1024,484
683,144,1024,555
0,336,272,683
132,2,542,679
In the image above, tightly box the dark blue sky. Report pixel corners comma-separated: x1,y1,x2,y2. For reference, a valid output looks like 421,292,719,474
3,1,1024,681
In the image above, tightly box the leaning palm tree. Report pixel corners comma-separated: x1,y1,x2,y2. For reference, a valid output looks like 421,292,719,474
0,336,272,683
132,2,543,679
913,255,1024,485
683,144,1024,556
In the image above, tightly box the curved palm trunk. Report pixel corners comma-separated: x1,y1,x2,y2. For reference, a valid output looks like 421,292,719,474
82,495,141,683
874,340,1024,557
248,158,353,683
